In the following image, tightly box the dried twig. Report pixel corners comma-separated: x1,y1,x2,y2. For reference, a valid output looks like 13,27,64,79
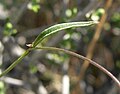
79,0,113,81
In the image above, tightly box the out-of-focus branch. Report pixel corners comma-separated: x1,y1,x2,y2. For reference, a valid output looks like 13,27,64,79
79,0,113,81
71,0,113,93
16,25,47,38
10,0,29,25
73,0,102,21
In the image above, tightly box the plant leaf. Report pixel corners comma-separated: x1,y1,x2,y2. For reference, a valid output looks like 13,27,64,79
32,21,98,47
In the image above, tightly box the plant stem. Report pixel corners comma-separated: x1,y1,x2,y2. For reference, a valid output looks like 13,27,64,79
0,49,30,77
1,46,120,88
31,46,120,88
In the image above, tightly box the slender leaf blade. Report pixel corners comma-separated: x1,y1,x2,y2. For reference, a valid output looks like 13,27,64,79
32,21,98,47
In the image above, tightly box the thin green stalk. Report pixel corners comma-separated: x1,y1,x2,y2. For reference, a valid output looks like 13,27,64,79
30,46,120,88
0,21,97,78
0,49,30,77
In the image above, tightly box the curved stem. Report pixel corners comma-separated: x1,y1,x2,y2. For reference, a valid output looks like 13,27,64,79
31,46,120,88
0,49,30,77
1,46,120,88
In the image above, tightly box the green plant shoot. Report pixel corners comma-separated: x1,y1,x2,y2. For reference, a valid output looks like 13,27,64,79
0,21,97,77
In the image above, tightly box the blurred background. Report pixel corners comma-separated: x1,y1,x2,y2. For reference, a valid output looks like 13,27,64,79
0,0,120,94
